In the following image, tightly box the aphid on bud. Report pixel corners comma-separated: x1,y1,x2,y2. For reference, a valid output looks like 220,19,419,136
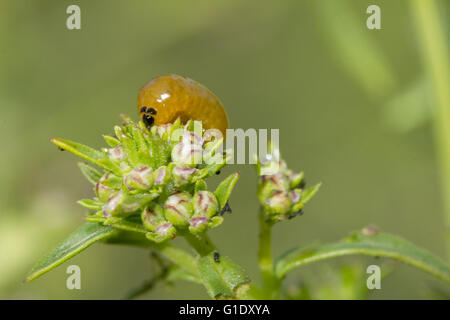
214,252,220,263
220,202,232,215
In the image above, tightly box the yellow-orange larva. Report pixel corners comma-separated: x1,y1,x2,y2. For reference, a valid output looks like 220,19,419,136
137,74,229,137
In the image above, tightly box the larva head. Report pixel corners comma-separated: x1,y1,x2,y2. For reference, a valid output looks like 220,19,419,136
137,74,229,137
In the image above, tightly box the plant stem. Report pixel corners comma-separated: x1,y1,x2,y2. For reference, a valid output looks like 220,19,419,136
258,210,280,299
411,1,450,233
101,226,200,277
183,232,216,256
157,243,200,276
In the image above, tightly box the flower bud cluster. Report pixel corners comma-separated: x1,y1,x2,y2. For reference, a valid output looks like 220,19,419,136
54,116,238,243
256,144,320,222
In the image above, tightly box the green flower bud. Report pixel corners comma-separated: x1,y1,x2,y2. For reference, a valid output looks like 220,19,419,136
188,217,209,234
141,204,166,232
153,166,171,186
152,223,177,242
120,193,157,214
192,191,219,218
108,145,124,162
182,131,203,145
172,166,196,186
142,205,177,242
102,190,126,217
171,137,203,167
124,166,154,191
164,192,193,227
264,190,291,216
289,189,304,214
153,123,171,139
288,171,304,189
257,174,289,204
95,173,118,202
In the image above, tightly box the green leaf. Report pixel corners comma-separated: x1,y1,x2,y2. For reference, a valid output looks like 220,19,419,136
101,229,155,248
214,172,240,210
97,158,122,174
275,231,450,284
195,179,207,192
51,138,105,165
197,252,250,299
301,183,321,204
100,174,123,188
78,162,103,184
147,136,171,169
25,222,117,282
103,135,120,147
86,215,147,234
77,199,102,210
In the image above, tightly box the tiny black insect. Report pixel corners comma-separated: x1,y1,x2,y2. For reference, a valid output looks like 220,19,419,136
214,252,220,263
57,147,65,151
220,202,232,215
215,170,221,175
288,209,304,219
299,180,306,189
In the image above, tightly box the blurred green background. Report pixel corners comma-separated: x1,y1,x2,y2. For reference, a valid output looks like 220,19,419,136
0,0,448,299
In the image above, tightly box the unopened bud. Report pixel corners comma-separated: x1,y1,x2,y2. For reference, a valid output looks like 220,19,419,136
189,217,209,234
290,189,304,213
172,166,196,186
124,166,154,191
108,145,124,162
181,131,203,145
192,191,219,218
171,138,203,167
102,190,125,217
95,173,119,202
265,190,291,216
164,192,193,227
153,166,171,186
142,205,177,243
289,171,304,189
142,204,166,232
257,174,289,204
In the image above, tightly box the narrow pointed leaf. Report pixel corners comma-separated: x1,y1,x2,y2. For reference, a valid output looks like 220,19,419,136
214,172,240,210
25,222,117,282
51,138,105,165
275,231,450,284
96,159,122,175
78,162,102,184
301,183,321,204
77,199,102,210
86,215,147,234
103,135,121,147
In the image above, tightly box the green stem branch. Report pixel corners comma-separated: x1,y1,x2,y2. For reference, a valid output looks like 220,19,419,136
411,0,450,232
258,210,280,298
183,232,216,256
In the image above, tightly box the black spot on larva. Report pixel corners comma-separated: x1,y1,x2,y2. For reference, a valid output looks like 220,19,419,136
147,107,157,115
214,252,220,263
142,114,154,126
140,106,147,113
